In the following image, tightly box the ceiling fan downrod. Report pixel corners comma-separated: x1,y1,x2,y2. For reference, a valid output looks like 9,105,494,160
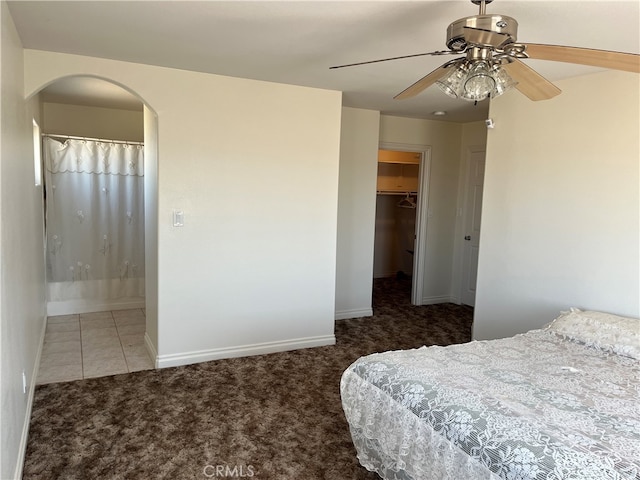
471,0,493,15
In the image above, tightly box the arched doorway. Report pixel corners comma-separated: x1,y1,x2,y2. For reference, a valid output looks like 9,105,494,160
39,76,146,314
31,75,159,382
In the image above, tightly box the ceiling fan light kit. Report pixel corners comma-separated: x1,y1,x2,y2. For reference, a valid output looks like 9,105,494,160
331,0,640,104
435,58,516,102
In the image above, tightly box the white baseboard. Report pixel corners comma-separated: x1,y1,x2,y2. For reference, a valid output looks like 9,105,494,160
144,332,159,369
421,295,456,305
449,296,462,305
156,335,336,369
335,308,373,320
14,314,47,480
47,297,145,316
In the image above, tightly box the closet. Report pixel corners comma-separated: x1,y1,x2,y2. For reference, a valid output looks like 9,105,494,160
373,149,421,281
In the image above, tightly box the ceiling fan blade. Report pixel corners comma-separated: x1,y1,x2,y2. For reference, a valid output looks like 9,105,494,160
501,59,561,101
524,43,640,73
394,64,451,100
463,26,510,48
329,50,456,69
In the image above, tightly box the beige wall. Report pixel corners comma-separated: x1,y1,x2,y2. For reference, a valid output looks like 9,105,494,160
474,70,640,340
41,102,143,141
335,107,380,319
460,120,488,147
0,3,47,478
379,116,463,303
24,49,343,368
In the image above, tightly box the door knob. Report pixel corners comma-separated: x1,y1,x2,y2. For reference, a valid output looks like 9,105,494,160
464,235,471,241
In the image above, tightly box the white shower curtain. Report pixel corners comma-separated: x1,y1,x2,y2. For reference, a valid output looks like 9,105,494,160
44,137,145,312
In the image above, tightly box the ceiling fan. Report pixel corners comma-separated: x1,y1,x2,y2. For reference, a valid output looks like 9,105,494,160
330,0,640,102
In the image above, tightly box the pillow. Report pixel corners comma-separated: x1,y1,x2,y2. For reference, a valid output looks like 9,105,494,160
547,308,640,359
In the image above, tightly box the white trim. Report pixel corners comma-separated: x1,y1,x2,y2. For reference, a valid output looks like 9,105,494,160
47,297,145,316
14,314,47,480
144,332,159,369
155,335,336,369
379,141,427,152
335,308,373,320
421,295,456,305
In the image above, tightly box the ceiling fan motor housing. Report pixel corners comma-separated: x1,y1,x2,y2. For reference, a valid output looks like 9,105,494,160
447,15,518,51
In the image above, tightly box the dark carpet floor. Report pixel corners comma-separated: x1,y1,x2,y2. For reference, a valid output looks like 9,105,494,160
23,277,473,479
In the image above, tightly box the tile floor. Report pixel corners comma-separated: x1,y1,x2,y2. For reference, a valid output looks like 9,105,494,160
37,308,154,385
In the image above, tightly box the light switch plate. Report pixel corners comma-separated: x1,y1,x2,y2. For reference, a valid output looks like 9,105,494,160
173,210,184,227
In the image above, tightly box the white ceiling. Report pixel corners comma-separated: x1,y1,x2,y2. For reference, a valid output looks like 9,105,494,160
7,0,640,122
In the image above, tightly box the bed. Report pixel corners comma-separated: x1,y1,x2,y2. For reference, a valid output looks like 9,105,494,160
340,308,640,480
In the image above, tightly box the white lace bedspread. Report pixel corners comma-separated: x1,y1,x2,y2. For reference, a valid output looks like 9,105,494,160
340,330,640,480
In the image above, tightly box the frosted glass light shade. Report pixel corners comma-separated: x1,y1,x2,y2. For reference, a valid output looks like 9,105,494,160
462,61,495,101
436,61,516,102
436,62,468,99
490,66,517,98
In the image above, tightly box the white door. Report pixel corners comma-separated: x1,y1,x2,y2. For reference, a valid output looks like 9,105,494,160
461,149,485,306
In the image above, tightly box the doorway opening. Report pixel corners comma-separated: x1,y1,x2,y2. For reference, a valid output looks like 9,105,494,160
34,76,151,316
373,145,431,307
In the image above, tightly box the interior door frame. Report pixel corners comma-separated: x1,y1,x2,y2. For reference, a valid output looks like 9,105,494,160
379,142,431,306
